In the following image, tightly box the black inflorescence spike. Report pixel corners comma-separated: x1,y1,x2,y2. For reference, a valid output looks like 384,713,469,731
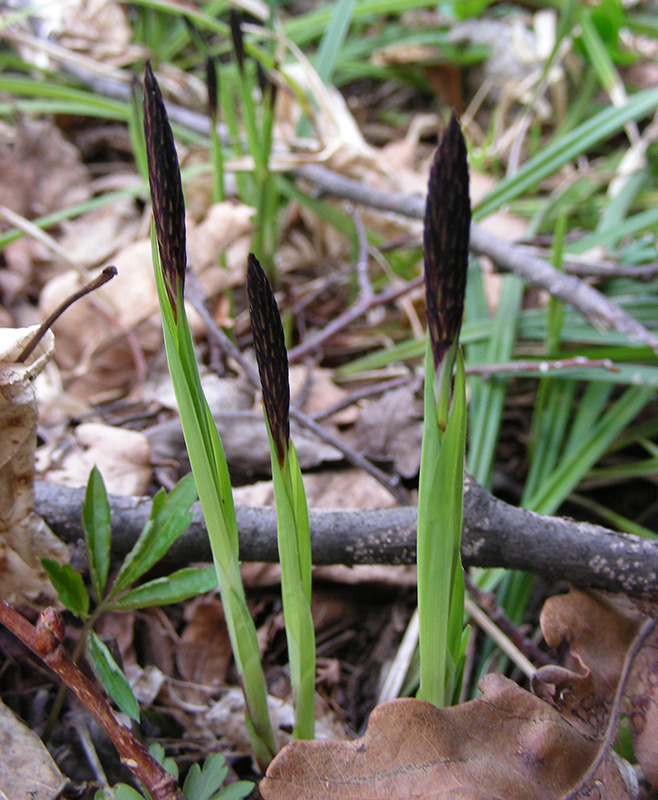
230,9,245,75
143,61,187,321
246,254,290,468
423,113,471,371
206,54,219,119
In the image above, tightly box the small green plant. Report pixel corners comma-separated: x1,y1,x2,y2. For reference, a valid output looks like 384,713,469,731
42,467,206,723
416,114,471,708
143,61,277,768
247,254,316,740
95,747,253,800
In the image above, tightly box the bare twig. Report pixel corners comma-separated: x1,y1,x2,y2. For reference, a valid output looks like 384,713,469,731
35,477,658,601
0,602,185,800
17,267,117,363
294,163,658,354
465,356,618,379
287,275,424,363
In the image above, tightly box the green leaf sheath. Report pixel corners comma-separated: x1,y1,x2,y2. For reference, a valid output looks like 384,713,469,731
423,113,471,375
247,254,290,467
143,60,186,320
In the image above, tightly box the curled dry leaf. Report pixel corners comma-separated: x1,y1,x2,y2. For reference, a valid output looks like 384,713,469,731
0,326,68,604
261,673,633,800
535,587,658,788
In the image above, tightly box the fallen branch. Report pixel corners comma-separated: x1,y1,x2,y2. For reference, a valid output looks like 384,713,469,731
35,478,658,601
295,164,658,354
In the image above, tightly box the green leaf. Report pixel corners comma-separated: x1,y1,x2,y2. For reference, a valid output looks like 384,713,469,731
110,473,197,598
417,341,467,707
211,782,255,800
41,559,89,620
82,466,112,600
87,632,140,722
111,566,217,610
110,787,146,800
148,742,179,780
183,754,229,800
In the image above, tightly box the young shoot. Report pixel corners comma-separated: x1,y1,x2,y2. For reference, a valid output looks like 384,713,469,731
247,254,316,740
417,114,471,708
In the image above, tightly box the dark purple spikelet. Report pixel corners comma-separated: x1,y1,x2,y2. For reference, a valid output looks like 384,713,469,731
230,10,245,75
143,61,187,321
206,54,219,119
423,113,471,371
247,254,290,468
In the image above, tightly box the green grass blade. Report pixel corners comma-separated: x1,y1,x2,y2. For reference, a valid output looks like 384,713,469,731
474,87,658,221
525,385,654,514
467,275,523,488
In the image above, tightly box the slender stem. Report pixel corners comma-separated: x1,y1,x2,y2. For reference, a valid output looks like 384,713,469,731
17,266,117,363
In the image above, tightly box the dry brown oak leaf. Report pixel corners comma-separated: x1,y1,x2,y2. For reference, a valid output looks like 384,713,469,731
534,587,658,788
260,673,633,800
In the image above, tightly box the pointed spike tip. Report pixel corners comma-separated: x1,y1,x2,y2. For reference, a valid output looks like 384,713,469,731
246,254,290,468
423,113,471,371
143,61,187,321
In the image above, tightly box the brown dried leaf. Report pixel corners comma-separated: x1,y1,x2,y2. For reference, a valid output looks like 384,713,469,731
261,673,631,800
0,326,68,604
177,596,232,688
42,422,151,495
0,698,66,800
535,587,658,787
39,244,161,400
0,118,90,219
534,588,639,737
354,385,423,479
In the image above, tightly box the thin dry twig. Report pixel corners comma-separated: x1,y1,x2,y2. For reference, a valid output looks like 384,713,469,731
186,282,410,505
560,616,657,800
295,163,658,354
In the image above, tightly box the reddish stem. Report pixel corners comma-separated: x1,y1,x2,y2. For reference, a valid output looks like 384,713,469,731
0,599,185,800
